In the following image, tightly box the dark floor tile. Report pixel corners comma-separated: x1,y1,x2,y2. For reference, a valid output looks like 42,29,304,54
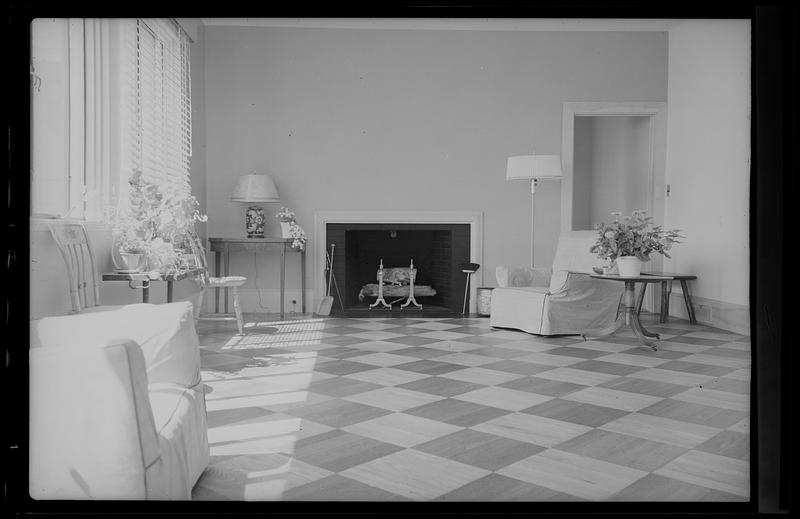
397,376,486,397
404,398,509,427
598,376,689,398
319,336,373,347
309,377,384,397
695,430,750,461
286,399,392,428
637,398,748,429
520,398,629,427
499,376,587,397
383,335,444,347
569,359,647,376
556,429,688,472
315,359,379,376
437,473,582,501
612,473,745,501
390,346,451,359
469,346,532,359
547,346,609,359
293,429,404,472
392,359,466,376
479,359,556,376
284,474,408,501
655,360,736,377
415,429,545,471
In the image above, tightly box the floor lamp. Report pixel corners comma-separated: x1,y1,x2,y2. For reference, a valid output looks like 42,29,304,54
506,155,563,268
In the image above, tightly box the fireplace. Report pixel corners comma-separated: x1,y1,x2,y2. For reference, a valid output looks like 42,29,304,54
326,223,471,316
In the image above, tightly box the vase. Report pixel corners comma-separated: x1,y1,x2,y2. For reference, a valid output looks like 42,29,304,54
116,252,145,273
280,221,293,239
616,256,642,277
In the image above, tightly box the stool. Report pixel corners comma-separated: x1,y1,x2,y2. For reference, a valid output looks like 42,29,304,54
635,272,698,324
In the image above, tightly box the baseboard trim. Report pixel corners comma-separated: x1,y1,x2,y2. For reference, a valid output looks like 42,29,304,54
668,292,750,336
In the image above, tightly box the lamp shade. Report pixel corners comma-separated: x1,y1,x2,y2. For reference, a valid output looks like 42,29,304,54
231,174,280,203
506,155,563,181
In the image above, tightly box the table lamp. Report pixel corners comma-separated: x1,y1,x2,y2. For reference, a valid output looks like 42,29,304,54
506,154,563,268
231,174,280,238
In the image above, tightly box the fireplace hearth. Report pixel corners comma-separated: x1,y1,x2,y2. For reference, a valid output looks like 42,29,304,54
326,223,471,316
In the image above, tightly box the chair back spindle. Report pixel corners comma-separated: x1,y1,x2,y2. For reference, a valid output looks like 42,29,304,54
48,223,102,313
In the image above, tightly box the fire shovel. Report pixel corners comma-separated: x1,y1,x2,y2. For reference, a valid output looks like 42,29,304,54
316,243,335,315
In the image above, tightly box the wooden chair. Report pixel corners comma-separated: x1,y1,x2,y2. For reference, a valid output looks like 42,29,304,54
48,222,142,313
187,231,247,335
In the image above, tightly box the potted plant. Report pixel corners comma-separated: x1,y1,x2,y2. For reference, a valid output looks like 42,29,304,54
109,170,207,275
276,207,296,238
590,210,682,277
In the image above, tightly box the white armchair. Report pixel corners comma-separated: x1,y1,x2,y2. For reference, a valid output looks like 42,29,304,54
29,301,209,500
490,231,624,336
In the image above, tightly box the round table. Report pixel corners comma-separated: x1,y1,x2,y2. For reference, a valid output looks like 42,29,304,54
584,274,674,350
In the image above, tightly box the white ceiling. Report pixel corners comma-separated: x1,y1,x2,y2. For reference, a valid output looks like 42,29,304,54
198,18,685,32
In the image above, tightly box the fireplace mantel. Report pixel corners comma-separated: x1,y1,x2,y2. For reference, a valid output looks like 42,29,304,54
313,211,484,314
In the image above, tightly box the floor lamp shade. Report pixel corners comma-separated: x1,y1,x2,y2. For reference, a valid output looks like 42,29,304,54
231,174,281,238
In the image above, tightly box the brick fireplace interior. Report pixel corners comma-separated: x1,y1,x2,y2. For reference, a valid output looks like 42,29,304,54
325,223,471,316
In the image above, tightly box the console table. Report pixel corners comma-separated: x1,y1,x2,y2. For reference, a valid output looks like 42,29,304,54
584,274,674,350
208,237,305,319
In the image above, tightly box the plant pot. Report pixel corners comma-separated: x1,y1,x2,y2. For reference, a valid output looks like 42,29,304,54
117,252,145,273
616,256,642,277
280,221,293,239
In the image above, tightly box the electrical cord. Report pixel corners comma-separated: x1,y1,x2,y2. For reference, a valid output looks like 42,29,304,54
252,251,271,311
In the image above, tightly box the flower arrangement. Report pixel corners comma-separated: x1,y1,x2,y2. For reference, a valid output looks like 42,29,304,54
276,207,296,223
287,221,307,250
590,210,682,262
109,170,207,273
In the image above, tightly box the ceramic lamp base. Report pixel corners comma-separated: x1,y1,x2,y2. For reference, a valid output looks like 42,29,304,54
245,205,265,238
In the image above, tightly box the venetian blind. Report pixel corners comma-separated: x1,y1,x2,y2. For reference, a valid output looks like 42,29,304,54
120,18,192,201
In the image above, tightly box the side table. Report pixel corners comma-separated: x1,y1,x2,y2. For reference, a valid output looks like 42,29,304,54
584,274,673,350
635,272,698,324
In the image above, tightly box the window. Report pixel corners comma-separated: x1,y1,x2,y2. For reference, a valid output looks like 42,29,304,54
30,18,192,220
120,19,192,204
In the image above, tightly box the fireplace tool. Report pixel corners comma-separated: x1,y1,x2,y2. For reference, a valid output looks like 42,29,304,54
316,243,335,316
460,262,481,316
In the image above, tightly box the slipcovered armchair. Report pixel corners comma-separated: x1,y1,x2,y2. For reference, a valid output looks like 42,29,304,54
490,231,624,336
29,301,209,500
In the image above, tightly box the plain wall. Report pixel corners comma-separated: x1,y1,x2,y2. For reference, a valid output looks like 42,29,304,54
664,20,750,331
203,26,667,311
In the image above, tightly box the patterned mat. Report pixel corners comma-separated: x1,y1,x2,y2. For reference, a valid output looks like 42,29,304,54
192,314,750,502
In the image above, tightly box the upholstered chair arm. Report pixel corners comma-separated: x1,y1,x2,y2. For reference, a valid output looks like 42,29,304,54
29,339,159,499
544,272,624,330
496,266,552,288
31,301,201,388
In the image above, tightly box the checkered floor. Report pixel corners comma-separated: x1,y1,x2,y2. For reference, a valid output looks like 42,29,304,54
191,313,750,502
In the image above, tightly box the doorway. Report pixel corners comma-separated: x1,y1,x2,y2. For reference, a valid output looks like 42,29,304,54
561,101,667,310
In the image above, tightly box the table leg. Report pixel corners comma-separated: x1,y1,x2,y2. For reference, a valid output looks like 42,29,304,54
215,250,221,314
301,249,306,314
224,244,230,314
280,242,286,319
660,280,672,323
167,281,174,303
635,283,647,315
680,280,697,324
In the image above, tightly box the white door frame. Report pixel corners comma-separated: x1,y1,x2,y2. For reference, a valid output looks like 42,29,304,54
561,101,667,309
